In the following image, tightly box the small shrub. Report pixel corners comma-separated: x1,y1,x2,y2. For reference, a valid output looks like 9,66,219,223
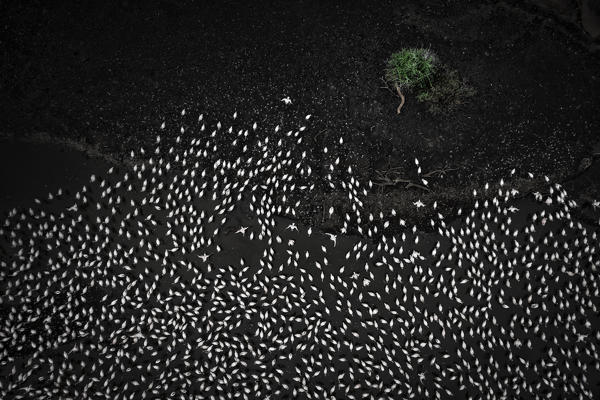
384,48,475,114
384,48,439,93
415,65,476,115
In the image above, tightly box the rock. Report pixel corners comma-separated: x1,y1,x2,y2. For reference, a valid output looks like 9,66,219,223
578,157,592,172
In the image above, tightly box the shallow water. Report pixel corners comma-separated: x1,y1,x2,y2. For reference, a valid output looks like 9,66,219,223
0,139,111,215
1,117,599,399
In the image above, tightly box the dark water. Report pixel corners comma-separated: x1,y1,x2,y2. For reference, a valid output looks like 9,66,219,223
1,121,599,399
0,139,111,215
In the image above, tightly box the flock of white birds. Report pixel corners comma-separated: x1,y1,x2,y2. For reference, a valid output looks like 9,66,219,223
1,103,600,399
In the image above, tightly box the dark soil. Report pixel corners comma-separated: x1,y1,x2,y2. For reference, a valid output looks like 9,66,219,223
1,0,600,228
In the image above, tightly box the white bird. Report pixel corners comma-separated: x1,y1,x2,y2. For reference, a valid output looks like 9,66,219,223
413,200,425,209
281,96,292,105
325,233,337,247
198,253,211,262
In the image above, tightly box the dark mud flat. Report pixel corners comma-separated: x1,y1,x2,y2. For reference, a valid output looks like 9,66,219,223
2,0,600,229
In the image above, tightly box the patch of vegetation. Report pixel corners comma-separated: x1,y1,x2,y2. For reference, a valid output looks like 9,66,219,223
384,48,475,114
416,65,476,115
384,48,438,93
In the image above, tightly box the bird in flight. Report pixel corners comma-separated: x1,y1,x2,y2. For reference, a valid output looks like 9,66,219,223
325,233,337,247
281,96,292,105
413,200,425,209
